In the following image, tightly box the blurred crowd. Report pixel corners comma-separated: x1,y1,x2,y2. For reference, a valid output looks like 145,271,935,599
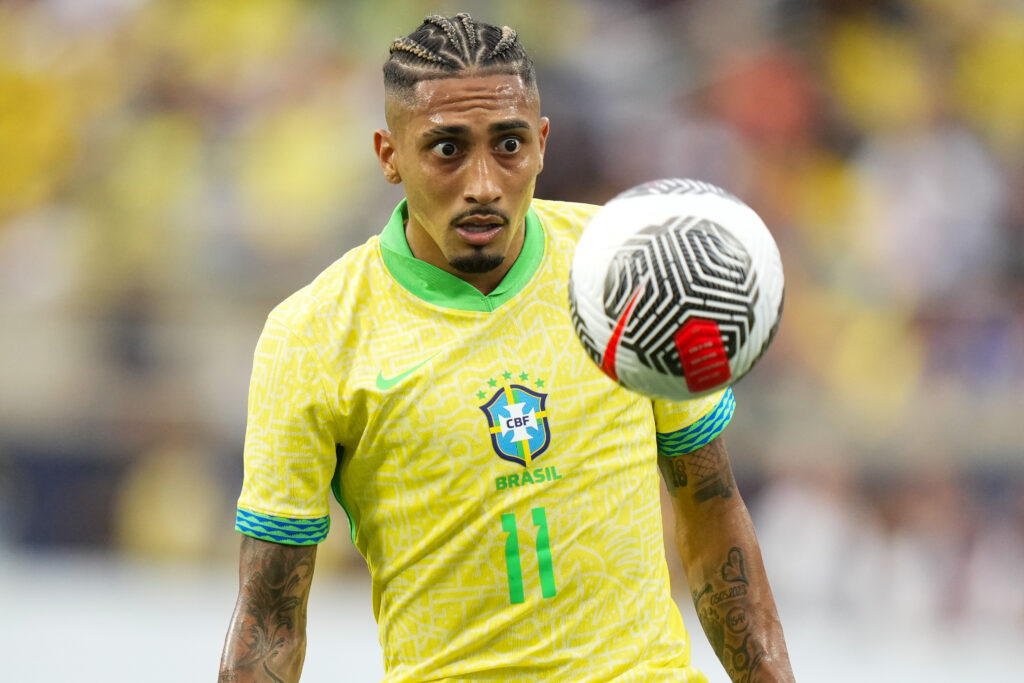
1,0,1023,629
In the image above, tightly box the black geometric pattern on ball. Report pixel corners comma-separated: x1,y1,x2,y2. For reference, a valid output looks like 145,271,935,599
613,178,740,203
602,216,760,377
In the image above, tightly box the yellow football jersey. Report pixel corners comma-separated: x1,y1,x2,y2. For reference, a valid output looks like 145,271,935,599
236,198,735,682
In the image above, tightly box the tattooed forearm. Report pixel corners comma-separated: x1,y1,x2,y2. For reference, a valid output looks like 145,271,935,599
692,546,776,683
658,437,735,502
219,537,317,683
663,436,794,681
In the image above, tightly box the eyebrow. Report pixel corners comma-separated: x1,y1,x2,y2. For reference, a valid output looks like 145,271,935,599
490,119,532,134
421,119,532,139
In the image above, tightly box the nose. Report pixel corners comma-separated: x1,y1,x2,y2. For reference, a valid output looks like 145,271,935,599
463,153,502,205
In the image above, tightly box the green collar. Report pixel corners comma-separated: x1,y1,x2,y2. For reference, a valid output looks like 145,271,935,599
378,200,545,312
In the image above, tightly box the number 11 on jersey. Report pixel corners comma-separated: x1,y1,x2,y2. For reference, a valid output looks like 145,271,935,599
501,507,557,604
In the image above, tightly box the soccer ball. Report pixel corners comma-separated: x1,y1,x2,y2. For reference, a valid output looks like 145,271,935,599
568,178,784,401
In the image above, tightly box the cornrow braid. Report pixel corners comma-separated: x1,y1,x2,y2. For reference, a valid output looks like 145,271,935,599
383,13,536,99
423,14,467,63
457,13,478,58
389,36,449,66
488,26,519,61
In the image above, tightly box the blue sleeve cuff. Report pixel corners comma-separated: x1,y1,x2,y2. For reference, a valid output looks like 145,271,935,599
235,508,330,545
656,387,735,456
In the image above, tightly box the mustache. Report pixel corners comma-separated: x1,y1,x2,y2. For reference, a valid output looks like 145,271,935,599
450,207,510,226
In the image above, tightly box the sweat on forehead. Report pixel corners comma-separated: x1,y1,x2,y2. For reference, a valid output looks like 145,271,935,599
384,72,539,127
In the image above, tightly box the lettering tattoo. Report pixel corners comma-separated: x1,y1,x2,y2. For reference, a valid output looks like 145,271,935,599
692,546,770,683
658,437,735,502
219,538,317,683
726,606,749,634
657,454,688,492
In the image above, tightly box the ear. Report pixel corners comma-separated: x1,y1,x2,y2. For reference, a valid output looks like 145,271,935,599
537,116,550,174
374,129,402,184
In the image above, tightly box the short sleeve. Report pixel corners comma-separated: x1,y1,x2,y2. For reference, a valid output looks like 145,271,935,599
653,387,736,457
235,314,338,545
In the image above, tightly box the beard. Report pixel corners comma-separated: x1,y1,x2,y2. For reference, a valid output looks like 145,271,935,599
450,250,505,274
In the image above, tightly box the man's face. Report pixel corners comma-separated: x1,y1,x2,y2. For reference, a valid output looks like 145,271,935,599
375,73,548,291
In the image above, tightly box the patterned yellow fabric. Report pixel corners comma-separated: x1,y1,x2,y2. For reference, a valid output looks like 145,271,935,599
237,198,732,682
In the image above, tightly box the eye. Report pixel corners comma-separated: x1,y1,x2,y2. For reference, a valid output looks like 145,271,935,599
497,137,521,154
432,141,459,158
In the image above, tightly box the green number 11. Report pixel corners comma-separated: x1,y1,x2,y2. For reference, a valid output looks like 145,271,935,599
501,507,557,604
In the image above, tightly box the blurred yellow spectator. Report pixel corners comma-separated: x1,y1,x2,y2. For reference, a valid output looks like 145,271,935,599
0,64,77,221
0,2,131,223
790,150,859,258
786,286,924,436
826,15,933,132
136,0,303,90
81,111,204,293
954,12,1024,150
233,99,375,254
825,301,924,434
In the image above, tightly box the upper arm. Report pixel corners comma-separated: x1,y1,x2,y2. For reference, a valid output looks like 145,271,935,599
653,386,737,511
236,313,338,545
657,434,736,505
658,433,761,574
658,434,741,549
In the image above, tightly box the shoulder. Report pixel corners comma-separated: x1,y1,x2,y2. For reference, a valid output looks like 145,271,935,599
266,235,383,337
531,198,602,242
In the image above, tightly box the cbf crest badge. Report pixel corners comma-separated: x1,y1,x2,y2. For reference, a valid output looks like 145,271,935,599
479,376,551,467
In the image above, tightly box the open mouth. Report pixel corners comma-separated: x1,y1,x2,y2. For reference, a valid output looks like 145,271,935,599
454,216,506,245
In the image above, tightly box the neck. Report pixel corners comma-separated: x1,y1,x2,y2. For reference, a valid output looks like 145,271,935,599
404,219,526,296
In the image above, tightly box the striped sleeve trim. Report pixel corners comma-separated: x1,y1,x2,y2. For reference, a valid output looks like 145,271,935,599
235,508,330,545
656,388,735,456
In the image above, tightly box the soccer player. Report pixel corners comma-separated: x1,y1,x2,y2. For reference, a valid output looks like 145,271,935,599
219,13,795,683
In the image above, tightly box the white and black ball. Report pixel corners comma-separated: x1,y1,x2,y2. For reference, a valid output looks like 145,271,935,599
569,178,785,401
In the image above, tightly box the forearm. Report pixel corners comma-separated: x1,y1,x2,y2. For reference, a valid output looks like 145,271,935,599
680,506,793,683
218,537,317,683
219,605,307,683
659,438,794,682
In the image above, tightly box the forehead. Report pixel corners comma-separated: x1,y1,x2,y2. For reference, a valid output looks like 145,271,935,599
401,73,539,129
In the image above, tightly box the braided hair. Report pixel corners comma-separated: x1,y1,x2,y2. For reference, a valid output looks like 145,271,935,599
383,13,536,99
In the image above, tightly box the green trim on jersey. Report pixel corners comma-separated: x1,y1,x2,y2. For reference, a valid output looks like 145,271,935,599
331,446,357,544
656,388,735,456
235,508,329,545
379,199,545,312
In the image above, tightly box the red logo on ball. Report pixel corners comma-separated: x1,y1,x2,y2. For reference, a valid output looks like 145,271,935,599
674,318,732,392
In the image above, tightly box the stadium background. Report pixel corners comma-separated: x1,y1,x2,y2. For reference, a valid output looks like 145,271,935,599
1,0,1022,680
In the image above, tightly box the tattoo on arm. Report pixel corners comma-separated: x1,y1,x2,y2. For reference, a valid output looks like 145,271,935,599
658,437,735,502
658,455,688,491
692,546,771,683
219,538,317,683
